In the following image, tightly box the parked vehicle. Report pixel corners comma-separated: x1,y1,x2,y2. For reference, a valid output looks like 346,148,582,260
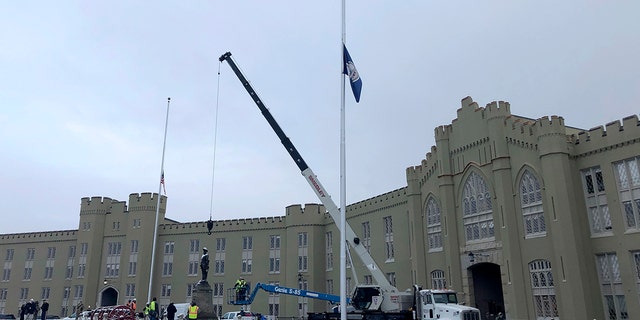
0,314,16,320
220,311,256,320
62,311,91,320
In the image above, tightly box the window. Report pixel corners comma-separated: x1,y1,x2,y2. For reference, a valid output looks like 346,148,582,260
529,260,558,319
383,216,394,261
361,222,371,253
161,284,172,297
129,240,139,277
105,242,122,278
23,263,32,280
242,236,253,274
2,268,10,281
80,243,88,256
268,281,280,317
425,197,443,251
581,167,611,235
596,253,627,320
113,221,120,231
26,248,35,260
364,275,372,285
614,157,640,230
5,249,14,261
41,287,50,300
520,169,546,237
47,247,56,259
462,172,494,242
126,284,136,298
188,239,200,276
214,238,226,275
163,241,174,276
20,288,29,300
65,266,73,280
269,235,281,274
431,270,446,289
164,241,175,254
298,233,308,272
386,272,396,287
213,282,224,297
74,285,84,299
68,246,76,258
133,219,141,228
326,232,333,270
130,240,139,253
632,251,640,303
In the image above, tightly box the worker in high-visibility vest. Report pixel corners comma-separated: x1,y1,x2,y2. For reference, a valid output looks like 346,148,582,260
188,301,199,320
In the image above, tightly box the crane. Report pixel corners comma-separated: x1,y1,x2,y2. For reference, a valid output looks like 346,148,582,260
219,52,481,320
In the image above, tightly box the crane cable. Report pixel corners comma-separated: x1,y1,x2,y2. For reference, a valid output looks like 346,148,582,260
209,62,223,221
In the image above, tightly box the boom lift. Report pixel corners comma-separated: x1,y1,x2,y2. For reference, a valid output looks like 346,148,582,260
227,283,349,306
219,52,481,320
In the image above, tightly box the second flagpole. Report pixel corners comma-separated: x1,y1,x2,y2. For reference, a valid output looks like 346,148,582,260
148,97,171,304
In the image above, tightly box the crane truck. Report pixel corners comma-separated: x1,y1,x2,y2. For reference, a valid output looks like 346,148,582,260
219,52,481,320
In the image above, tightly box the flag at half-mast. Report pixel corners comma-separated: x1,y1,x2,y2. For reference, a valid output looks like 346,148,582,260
343,44,362,103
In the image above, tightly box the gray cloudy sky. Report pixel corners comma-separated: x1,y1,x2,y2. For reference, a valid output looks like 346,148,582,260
1,1,639,234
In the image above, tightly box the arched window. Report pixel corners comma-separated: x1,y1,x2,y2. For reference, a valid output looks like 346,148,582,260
425,197,442,251
462,172,494,242
520,169,546,237
529,260,558,319
430,270,446,289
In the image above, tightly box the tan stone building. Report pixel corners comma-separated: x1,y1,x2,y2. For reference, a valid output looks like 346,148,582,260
1,97,639,320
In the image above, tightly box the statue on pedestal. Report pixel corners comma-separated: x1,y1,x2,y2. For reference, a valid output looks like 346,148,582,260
200,247,209,282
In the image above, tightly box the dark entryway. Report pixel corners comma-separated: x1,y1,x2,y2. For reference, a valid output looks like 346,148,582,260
469,262,504,320
100,287,118,306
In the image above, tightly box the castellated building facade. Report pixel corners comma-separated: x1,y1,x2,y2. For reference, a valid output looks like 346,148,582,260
1,97,639,320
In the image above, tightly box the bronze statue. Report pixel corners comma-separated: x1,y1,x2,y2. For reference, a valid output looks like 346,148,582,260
200,247,209,281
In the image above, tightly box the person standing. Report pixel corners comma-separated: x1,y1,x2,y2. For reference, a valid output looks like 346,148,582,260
76,301,84,317
40,300,49,320
234,278,247,301
20,303,26,320
187,302,198,320
149,298,158,320
26,299,36,320
166,303,177,320
131,299,137,313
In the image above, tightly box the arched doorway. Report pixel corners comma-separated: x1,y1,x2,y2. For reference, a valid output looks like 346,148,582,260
469,262,504,320
100,287,119,307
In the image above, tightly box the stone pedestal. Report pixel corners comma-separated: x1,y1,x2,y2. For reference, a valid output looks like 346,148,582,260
192,280,215,320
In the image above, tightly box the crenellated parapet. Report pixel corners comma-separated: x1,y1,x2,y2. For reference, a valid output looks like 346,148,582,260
484,100,511,120
504,116,538,150
0,229,78,242
345,187,407,219
536,115,567,137
128,192,166,213
407,146,439,186
285,203,327,226
573,114,640,156
80,196,115,215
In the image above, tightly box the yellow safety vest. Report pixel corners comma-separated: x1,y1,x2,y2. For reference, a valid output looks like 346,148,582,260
188,305,199,319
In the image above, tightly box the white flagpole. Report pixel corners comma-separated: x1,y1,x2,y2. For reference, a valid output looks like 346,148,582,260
340,1,347,320
148,97,171,304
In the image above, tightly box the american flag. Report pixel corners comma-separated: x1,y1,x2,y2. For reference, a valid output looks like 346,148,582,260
160,171,166,195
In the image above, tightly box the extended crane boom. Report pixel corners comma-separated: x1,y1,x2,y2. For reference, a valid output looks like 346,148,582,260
219,52,393,293
219,52,482,320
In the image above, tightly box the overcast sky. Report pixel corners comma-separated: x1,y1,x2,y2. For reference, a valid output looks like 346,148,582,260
1,1,639,234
